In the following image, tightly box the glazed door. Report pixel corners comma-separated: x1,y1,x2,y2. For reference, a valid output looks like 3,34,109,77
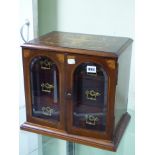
65,54,117,139
23,49,65,130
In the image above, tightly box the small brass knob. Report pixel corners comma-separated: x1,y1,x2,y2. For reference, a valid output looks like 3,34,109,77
67,92,72,96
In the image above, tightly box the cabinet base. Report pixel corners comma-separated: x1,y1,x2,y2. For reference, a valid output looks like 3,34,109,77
20,112,130,152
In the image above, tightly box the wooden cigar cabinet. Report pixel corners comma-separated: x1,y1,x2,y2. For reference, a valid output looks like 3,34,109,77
20,31,133,151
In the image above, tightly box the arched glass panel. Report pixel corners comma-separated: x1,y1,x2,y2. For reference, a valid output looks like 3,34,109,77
30,56,59,121
73,62,108,131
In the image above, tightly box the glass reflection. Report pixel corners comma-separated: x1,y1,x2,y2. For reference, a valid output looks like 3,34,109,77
73,63,108,131
30,56,60,121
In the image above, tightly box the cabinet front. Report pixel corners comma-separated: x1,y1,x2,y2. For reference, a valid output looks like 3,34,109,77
65,54,117,139
22,49,65,129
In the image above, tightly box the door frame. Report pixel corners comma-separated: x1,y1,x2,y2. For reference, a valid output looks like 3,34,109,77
22,48,65,130
65,53,117,140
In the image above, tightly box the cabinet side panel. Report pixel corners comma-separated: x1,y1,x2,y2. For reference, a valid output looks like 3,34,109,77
114,45,132,129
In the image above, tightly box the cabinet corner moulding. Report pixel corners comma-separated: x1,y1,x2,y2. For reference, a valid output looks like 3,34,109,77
20,31,133,152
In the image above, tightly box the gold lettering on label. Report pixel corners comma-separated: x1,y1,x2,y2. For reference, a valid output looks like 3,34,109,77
85,114,99,126
85,90,101,101
40,59,53,70
41,83,54,93
42,107,55,116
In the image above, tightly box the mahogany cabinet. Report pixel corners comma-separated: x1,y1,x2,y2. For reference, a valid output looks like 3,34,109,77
20,31,133,151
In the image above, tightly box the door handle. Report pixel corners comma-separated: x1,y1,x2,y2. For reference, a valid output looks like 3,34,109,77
66,92,72,97
66,92,72,99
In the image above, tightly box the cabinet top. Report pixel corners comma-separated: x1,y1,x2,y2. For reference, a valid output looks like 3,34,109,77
22,31,133,58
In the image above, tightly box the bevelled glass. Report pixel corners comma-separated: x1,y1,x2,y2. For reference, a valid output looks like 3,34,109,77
30,56,60,121
73,63,108,131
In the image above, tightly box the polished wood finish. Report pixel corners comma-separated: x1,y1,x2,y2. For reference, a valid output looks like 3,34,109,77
22,49,66,130
65,54,117,140
113,112,131,150
21,31,133,151
21,112,130,152
21,31,133,58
